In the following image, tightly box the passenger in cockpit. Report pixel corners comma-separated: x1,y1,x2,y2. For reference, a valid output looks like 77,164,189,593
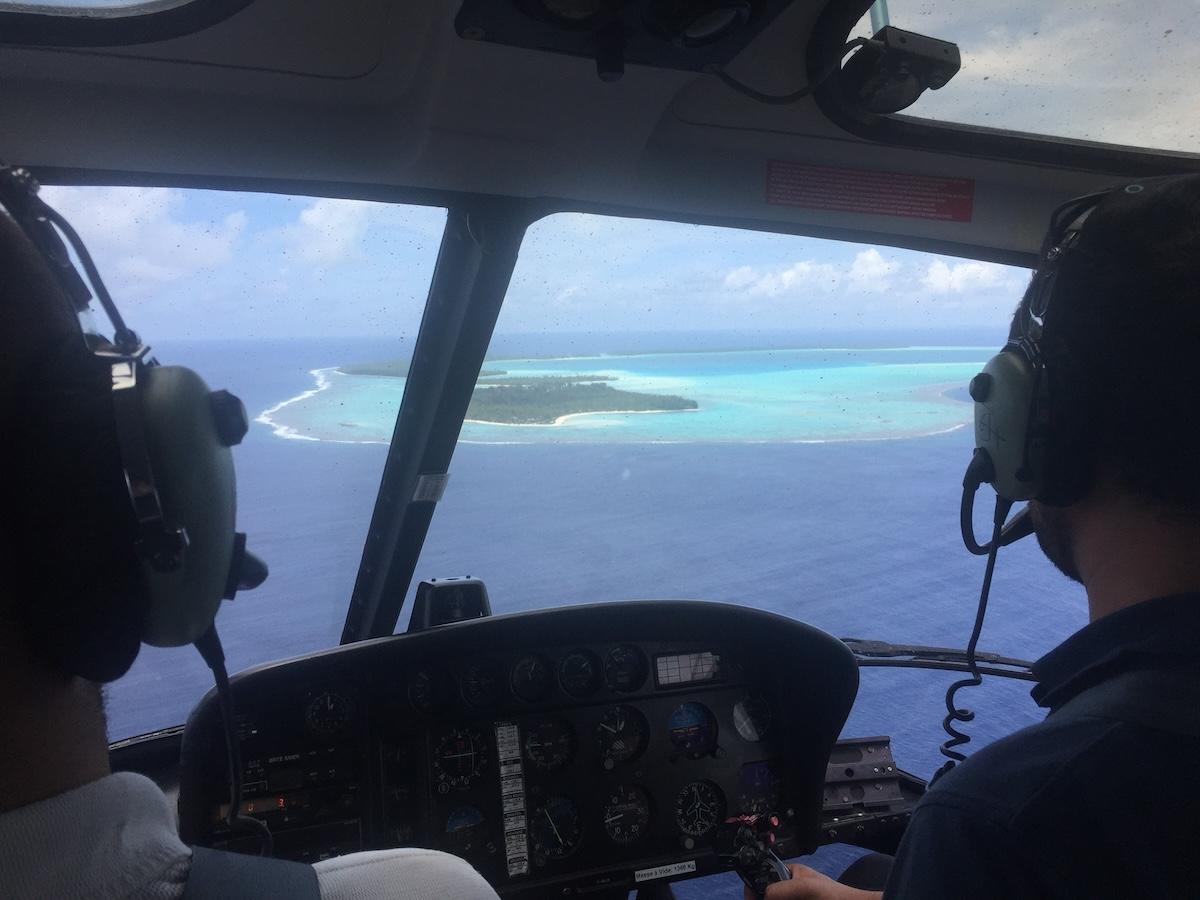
0,211,499,899
752,177,1200,899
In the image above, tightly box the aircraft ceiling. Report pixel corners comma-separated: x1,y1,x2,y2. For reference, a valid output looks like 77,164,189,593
0,0,1194,261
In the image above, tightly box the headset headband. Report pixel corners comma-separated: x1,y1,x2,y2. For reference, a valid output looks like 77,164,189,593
1,165,191,573
1017,190,1111,349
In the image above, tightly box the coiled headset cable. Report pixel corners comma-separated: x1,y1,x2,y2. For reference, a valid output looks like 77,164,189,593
934,456,1014,785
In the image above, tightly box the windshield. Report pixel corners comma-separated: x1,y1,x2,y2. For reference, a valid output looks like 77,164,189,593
852,0,1199,154
395,213,1081,783
71,191,1088,784
41,185,446,739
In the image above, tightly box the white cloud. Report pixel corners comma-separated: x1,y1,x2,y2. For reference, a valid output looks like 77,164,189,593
722,260,840,297
282,198,373,264
723,265,759,290
847,248,902,290
922,259,1011,294
39,186,245,289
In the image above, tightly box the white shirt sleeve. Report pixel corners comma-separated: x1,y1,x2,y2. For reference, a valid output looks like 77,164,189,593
314,848,499,900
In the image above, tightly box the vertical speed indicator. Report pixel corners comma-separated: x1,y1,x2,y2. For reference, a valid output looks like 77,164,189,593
602,784,651,845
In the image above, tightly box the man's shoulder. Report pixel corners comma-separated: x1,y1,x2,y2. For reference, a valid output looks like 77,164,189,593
313,848,498,900
919,710,1129,827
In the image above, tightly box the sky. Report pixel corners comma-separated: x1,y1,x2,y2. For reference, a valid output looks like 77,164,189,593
40,184,1030,343
30,0,1196,344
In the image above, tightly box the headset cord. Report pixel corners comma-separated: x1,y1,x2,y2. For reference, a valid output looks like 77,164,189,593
710,38,869,105
40,204,140,352
194,627,275,857
932,493,1013,786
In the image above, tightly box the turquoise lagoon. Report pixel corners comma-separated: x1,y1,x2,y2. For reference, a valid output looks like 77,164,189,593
257,346,989,445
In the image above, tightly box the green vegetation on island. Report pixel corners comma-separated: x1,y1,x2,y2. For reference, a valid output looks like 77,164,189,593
338,358,697,424
342,359,509,379
468,379,697,424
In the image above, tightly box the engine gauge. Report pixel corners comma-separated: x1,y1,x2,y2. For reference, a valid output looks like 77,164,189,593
738,761,782,817
530,795,583,860
511,654,554,703
523,716,577,772
305,691,352,736
604,644,647,692
674,780,725,838
558,649,601,698
433,728,488,791
602,784,651,845
667,701,718,755
460,661,502,708
595,705,648,766
733,692,774,742
408,667,453,714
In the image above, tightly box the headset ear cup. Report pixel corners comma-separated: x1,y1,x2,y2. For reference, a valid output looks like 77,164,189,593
10,339,145,682
973,348,1041,501
137,365,237,647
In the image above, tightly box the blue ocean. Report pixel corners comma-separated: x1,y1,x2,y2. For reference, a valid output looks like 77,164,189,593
108,334,1087,891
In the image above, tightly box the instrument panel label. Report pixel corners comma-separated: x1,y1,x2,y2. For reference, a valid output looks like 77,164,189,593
766,161,975,223
495,722,529,877
634,860,698,882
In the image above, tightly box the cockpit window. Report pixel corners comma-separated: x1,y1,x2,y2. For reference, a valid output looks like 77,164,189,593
851,1,1198,154
404,212,1085,780
42,185,446,739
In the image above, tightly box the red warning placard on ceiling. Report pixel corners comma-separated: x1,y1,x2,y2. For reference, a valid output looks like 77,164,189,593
766,160,975,222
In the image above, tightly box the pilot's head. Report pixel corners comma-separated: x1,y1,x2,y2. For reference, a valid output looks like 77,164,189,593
1017,174,1200,583
0,209,142,687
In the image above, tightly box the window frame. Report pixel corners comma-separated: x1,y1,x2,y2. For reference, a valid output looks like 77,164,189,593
0,0,251,46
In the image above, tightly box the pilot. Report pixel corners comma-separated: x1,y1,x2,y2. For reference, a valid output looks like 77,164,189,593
0,210,500,899
752,175,1200,898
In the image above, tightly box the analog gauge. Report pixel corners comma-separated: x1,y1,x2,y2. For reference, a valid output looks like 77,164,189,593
460,661,502,708
733,693,773,743
408,667,453,714
604,644,647,693
602,784,652,845
738,761,782,817
667,702,718,756
511,654,554,703
444,806,488,857
675,780,725,838
305,691,352,736
558,649,601,698
596,705,649,766
433,728,488,790
530,795,584,861
524,716,577,772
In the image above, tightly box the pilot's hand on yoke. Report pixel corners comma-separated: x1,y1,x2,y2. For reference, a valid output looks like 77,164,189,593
743,863,883,900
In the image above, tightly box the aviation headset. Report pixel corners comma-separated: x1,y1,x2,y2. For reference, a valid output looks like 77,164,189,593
959,182,1159,553
0,164,265,683
938,178,1180,781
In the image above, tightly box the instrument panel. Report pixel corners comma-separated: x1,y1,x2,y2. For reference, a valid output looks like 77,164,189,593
180,601,857,897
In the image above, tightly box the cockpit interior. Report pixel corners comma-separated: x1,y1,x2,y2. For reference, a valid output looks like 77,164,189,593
1,0,1196,897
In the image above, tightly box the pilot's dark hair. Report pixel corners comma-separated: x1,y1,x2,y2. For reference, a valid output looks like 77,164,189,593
0,211,142,673
1030,174,1200,514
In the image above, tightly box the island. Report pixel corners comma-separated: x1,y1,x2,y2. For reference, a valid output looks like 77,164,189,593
467,378,697,424
338,358,697,425
342,359,508,379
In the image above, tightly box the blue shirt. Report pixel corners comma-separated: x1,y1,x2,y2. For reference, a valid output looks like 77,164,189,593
884,593,1200,899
